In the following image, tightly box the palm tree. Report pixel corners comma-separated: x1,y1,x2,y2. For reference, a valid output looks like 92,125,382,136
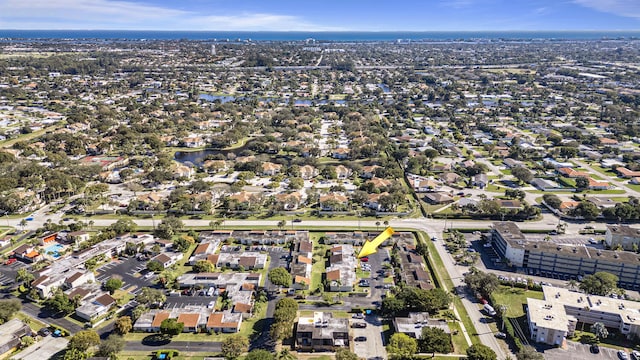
18,219,27,231
567,279,578,290
383,220,389,228
277,220,286,230
277,349,296,360
375,221,381,231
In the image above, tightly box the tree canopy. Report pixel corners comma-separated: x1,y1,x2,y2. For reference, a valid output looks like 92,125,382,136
268,267,292,287
466,344,497,360
579,272,618,296
221,335,249,360
386,333,418,358
0,299,21,324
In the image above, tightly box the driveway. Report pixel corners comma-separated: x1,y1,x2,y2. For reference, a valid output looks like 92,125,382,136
542,341,621,360
351,314,387,360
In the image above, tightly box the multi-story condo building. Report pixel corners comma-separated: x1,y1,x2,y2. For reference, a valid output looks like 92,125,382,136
492,222,640,289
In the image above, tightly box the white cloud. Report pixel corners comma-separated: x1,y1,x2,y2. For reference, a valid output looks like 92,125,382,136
573,0,640,19
0,0,340,30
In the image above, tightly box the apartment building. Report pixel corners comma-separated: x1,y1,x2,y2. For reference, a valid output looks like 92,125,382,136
492,222,640,289
296,312,349,351
527,286,640,345
605,225,640,251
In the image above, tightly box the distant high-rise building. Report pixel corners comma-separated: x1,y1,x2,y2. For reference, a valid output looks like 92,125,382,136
211,45,216,56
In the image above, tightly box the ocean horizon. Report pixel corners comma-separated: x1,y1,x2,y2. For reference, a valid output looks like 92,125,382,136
1,30,640,41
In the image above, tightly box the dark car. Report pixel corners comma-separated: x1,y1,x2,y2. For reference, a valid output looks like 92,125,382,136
352,322,367,328
590,344,600,354
355,336,367,342
292,219,302,223
38,327,51,337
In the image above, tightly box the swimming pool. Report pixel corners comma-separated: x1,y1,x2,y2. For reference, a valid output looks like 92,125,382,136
44,243,64,258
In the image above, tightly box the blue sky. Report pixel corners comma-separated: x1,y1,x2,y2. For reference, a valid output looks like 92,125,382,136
0,0,639,31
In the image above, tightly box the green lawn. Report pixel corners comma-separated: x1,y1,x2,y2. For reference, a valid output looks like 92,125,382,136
15,312,47,332
626,184,640,192
570,329,639,351
449,321,469,353
310,244,328,292
491,286,543,317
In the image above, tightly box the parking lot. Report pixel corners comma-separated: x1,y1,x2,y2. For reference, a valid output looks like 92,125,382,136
351,314,386,360
542,341,623,360
0,260,27,286
95,257,158,295
165,294,217,308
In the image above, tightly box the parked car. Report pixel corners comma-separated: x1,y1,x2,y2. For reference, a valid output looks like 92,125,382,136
590,344,600,354
494,332,506,339
352,322,367,328
355,336,367,342
292,219,302,223
38,328,51,337
619,351,629,360
360,257,369,262
631,351,640,360
352,313,364,319
4,259,16,265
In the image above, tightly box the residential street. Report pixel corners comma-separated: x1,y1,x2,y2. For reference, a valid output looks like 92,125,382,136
21,301,83,334
125,340,221,352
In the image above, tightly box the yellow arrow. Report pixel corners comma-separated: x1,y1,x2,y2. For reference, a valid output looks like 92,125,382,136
358,227,395,258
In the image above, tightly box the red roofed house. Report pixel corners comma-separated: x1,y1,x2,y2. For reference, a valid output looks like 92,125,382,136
177,313,201,332
206,312,242,333
557,167,589,178
616,167,640,178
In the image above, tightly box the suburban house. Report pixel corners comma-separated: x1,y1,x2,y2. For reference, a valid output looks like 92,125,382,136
296,312,349,351
150,252,184,269
393,312,451,339
616,167,640,178
319,193,349,211
206,311,242,333
0,319,34,358
75,293,117,321
365,192,389,211
332,148,350,159
325,245,356,292
12,244,41,263
424,192,454,205
64,270,96,289
587,178,612,190
299,165,318,180
261,162,282,176
215,251,268,270
472,174,488,188
439,172,461,185
68,231,90,244
531,178,561,191
335,165,352,179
